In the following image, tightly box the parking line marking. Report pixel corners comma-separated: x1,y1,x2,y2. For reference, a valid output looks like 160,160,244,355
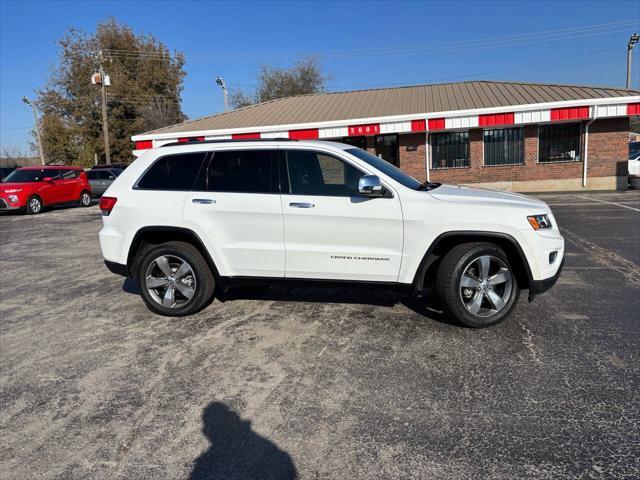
575,195,640,212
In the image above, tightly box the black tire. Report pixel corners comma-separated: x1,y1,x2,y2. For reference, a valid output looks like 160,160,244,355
436,242,519,328
78,190,91,207
25,195,43,215
137,241,215,317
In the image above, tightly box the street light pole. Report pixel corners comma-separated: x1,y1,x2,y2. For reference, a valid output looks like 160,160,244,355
627,33,639,90
21,96,45,165
99,63,111,165
216,76,228,112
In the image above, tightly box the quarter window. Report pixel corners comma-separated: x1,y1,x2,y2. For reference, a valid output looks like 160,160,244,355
60,169,78,179
284,150,363,196
431,132,469,168
207,150,277,193
484,127,524,166
539,123,581,163
136,152,207,190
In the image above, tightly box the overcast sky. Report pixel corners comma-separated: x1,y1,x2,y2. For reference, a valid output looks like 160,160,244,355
1,0,639,153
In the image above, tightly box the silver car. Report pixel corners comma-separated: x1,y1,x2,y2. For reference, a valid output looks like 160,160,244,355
87,169,122,197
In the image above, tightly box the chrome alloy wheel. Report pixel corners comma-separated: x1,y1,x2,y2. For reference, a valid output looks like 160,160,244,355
145,255,197,308
81,192,91,206
459,255,513,318
29,197,41,213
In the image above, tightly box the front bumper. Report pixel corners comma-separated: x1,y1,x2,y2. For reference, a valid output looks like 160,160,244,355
0,197,23,211
105,260,128,277
529,257,564,300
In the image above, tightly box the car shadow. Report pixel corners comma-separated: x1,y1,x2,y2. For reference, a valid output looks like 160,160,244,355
124,274,456,326
189,402,297,480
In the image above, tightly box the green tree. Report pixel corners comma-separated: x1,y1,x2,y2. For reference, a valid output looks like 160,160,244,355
230,57,326,109
36,18,186,165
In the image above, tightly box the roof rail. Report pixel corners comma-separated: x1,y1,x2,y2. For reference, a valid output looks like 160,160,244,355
159,138,297,148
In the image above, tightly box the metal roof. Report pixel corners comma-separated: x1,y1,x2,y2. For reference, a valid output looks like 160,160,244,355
141,80,640,137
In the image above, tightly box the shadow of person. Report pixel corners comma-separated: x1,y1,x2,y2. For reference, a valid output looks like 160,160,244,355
189,402,297,480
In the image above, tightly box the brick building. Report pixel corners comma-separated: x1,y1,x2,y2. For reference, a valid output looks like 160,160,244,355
132,81,640,192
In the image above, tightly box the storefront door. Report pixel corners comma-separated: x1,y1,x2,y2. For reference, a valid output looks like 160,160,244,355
341,136,367,150
375,134,399,166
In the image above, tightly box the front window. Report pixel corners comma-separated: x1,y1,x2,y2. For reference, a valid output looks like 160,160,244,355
432,132,469,169
284,150,363,196
539,123,581,163
484,127,524,166
3,169,47,183
345,148,423,190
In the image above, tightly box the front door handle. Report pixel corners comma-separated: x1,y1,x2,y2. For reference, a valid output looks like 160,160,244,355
192,198,216,204
289,202,315,208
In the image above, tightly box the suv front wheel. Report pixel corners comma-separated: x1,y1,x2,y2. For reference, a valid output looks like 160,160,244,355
436,242,519,327
137,241,215,316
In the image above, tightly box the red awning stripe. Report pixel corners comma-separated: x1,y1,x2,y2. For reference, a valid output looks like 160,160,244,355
289,128,319,140
628,103,640,115
550,106,590,121
411,119,426,132
427,118,446,130
232,132,261,139
478,112,515,127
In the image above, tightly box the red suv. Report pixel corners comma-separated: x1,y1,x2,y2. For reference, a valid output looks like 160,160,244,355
0,166,92,214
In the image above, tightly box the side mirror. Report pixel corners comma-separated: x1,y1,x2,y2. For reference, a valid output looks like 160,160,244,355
358,175,384,196
42,177,53,182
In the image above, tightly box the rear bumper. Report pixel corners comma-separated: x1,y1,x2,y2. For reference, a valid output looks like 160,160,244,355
529,257,564,300
104,260,128,277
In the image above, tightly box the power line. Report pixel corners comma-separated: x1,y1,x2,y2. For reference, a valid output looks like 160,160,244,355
98,19,638,62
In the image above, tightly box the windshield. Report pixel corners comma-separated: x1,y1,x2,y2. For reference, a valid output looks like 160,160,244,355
345,148,424,190
3,169,47,183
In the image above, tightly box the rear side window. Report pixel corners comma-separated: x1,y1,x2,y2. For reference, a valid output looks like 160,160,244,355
207,150,277,193
87,171,98,180
137,153,207,190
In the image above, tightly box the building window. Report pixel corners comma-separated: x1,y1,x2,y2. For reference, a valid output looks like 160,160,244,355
431,132,469,168
539,123,581,163
483,127,524,166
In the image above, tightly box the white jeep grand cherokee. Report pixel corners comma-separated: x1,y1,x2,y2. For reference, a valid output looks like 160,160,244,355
99,139,564,327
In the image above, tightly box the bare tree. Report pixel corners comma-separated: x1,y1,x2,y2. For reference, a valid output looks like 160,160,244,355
230,57,326,109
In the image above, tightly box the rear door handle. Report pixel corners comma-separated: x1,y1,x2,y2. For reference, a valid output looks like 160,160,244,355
289,202,315,208
192,198,216,204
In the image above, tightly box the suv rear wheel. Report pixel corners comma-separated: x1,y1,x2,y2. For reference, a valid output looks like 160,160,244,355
436,242,519,327
137,241,215,316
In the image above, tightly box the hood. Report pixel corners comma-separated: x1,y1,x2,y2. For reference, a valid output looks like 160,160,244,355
429,184,549,212
0,182,35,192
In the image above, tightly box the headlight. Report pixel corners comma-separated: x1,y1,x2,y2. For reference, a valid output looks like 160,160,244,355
527,214,552,230
8,194,19,203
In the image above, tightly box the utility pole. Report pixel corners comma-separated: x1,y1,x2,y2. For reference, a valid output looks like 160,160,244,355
216,76,228,111
21,96,45,165
92,51,111,164
627,33,639,90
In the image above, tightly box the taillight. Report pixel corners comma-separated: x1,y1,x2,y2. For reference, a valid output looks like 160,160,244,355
99,196,117,216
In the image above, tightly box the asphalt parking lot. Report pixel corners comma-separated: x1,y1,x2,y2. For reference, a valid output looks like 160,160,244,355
1,191,638,480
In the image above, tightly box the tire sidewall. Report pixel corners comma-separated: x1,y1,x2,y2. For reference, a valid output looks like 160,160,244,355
444,244,519,328
137,243,213,317
26,196,42,214
80,191,91,207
